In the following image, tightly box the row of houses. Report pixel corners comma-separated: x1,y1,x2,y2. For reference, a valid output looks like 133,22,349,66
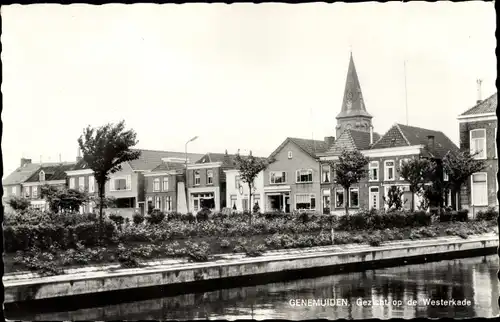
3,54,498,217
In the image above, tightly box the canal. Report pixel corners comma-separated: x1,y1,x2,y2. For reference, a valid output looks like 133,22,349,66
6,255,500,320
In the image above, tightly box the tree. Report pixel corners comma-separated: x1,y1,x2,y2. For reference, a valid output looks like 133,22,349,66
383,186,407,211
234,151,272,225
442,150,487,210
78,120,141,240
40,185,89,213
398,158,432,212
7,196,30,212
333,149,370,216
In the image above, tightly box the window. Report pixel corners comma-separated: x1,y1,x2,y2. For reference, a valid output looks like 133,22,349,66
288,151,293,159
12,186,17,195
242,198,249,211
349,187,359,208
207,170,214,185
25,187,30,198
230,194,237,209
296,169,313,183
147,197,153,213
270,171,287,184
443,171,449,182
335,188,344,208
471,173,488,206
235,175,241,189
69,177,76,189
155,196,161,210
194,170,201,185
384,160,395,181
399,159,410,180
321,164,331,183
79,176,85,192
89,176,95,193
470,129,486,159
322,189,331,214
369,161,379,181
153,178,160,191
111,175,131,191
163,177,169,191
295,193,316,210
39,170,45,182
165,196,172,212
32,186,38,198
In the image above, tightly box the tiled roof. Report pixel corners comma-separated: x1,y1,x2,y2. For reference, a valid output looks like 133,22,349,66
371,123,458,159
324,129,376,155
25,163,76,183
289,138,330,158
151,161,186,172
129,149,205,171
2,163,41,186
459,93,497,116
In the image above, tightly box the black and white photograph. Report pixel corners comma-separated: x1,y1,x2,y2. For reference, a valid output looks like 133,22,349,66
1,2,498,320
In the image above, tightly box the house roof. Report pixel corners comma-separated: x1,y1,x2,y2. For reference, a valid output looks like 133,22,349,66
128,149,205,171
269,137,331,160
151,161,186,173
371,123,458,158
195,152,267,169
459,92,497,116
2,163,41,186
25,163,76,183
323,129,378,155
336,53,372,119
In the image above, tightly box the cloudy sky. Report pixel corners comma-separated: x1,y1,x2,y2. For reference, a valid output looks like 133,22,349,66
2,2,496,176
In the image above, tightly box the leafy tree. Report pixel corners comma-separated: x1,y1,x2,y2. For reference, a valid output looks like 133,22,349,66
7,196,30,212
235,151,272,225
333,149,370,216
41,185,89,213
78,120,141,240
398,158,432,211
442,151,487,210
383,186,407,211
89,195,117,210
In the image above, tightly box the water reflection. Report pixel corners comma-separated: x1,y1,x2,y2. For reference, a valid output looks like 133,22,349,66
9,255,500,320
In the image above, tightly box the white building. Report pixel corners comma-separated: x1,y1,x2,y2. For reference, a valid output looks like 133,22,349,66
224,169,266,213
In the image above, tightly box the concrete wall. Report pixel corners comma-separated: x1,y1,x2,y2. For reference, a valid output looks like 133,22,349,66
4,235,497,304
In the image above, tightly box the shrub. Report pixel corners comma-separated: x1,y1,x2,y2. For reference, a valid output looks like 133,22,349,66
220,239,231,249
109,214,125,227
245,244,267,257
476,208,497,221
14,248,64,276
116,244,141,268
185,241,210,262
196,208,211,222
183,213,196,223
146,211,166,225
167,212,183,221
7,196,31,212
133,213,145,225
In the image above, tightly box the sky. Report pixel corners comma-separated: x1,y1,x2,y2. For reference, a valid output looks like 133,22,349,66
2,2,497,176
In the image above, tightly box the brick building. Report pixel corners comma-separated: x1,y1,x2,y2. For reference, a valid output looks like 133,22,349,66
457,92,498,215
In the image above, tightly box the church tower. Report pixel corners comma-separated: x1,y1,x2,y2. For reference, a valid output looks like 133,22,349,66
335,52,373,139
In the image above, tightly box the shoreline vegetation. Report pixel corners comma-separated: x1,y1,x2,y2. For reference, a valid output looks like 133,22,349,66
4,208,498,276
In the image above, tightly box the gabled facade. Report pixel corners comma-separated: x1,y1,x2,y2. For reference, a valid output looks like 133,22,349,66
457,92,498,214
2,158,41,212
144,158,186,213
186,151,238,213
264,137,332,213
22,162,76,210
224,169,266,213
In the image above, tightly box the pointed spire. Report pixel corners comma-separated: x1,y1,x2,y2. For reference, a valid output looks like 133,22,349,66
336,53,372,119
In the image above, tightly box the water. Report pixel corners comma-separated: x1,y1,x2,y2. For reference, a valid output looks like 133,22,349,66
9,255,500,320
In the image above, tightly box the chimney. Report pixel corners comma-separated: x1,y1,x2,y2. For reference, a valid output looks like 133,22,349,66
476,79,483,104
324,136,335,147
369,126,374,145
427,135,435,155
20,158,32,168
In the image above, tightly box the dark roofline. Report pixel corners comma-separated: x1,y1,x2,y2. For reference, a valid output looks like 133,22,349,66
458,92,497,116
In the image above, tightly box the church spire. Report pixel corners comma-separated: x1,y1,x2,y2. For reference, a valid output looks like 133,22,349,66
336,53,372,119
335,52,373,139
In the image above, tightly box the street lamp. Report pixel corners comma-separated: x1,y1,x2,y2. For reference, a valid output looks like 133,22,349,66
185,136,198,213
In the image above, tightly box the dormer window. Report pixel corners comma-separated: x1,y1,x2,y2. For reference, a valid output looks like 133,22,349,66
39,170,45,182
